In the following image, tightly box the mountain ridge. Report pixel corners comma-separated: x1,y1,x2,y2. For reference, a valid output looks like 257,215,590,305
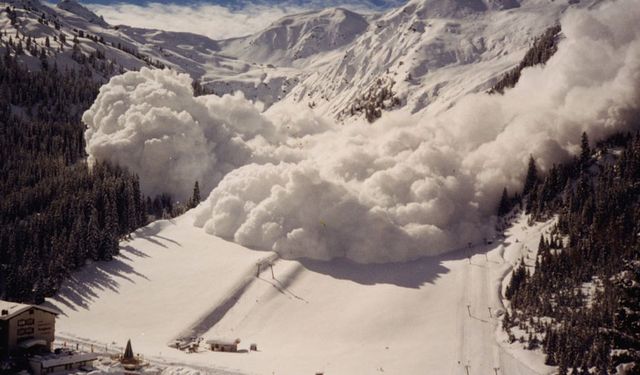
0,0,596,117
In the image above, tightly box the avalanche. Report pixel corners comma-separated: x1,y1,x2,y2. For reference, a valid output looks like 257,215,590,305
85,0,640,263
40,0,640,374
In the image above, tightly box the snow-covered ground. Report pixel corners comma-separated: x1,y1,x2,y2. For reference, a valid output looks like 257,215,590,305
47,213,272,373
46,210,556,375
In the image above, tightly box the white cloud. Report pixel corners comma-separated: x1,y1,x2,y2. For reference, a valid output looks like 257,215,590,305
84,1,393,40
84,0,640,263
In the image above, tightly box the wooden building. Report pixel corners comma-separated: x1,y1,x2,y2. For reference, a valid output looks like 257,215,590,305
206,338,240,352
0,300,58,357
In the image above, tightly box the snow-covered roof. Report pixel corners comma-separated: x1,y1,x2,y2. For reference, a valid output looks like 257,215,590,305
29,352,98,368
19,338,49,349
206,338,239,346
0,300,59,320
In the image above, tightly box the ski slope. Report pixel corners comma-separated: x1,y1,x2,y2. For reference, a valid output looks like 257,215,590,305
46,210,555,375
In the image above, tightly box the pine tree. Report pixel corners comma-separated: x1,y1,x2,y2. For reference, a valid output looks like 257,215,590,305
0,53,154,301
523,155,538,196
101,194,119,260
497,187,510,216
503,310,512,332
86,206,101,261
580,132,591,166
126,181,137,233
70,217,87,268
189,181,201,209
133,175,145,227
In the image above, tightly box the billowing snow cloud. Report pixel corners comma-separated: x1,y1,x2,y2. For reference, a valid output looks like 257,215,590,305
82,68,277,201
85,0,640,263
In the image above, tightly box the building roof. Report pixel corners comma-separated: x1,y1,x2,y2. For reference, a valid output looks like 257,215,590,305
0,300,60,320
29,352,98,368
206,338,240,346
123,339,134,360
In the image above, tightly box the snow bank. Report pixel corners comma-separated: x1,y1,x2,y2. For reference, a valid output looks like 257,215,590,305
85,0,640,263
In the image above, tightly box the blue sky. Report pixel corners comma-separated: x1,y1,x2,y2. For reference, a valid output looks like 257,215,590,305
84,0,404,39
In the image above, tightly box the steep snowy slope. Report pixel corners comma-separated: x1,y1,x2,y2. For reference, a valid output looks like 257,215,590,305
1,0,161,76
0,0,310,107
2,2,117,76
220,7,370,67
0,0,246,81
275,0,592,118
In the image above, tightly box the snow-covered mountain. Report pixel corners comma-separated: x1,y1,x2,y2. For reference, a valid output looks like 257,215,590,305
276,0,581,118
220,7,370,66
1,0,227,80
2,0,591,114
212,0,593,118
204,0,590,117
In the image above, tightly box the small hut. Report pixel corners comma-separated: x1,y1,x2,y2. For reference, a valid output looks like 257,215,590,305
206,338,240,352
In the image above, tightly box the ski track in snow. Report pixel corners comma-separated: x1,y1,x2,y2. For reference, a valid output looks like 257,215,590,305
456,245,500,375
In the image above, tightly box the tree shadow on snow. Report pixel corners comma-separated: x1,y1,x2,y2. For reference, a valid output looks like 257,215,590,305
49,247,150,312
48,219,188,313
120,245,150,259
133,220,182,248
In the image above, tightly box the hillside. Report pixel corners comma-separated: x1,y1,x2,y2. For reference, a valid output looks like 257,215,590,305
499,133,640,374
0,0,227,79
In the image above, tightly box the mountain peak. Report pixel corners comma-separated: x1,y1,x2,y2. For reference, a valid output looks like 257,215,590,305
223,6,369,65
57,0,109,27
404,0,520,18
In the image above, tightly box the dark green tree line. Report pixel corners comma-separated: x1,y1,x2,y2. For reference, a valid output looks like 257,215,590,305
0,45,175,303
500,132,640,374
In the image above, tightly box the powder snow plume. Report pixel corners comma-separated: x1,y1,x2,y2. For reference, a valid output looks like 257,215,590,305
82,68,281,200
84,0,640,263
